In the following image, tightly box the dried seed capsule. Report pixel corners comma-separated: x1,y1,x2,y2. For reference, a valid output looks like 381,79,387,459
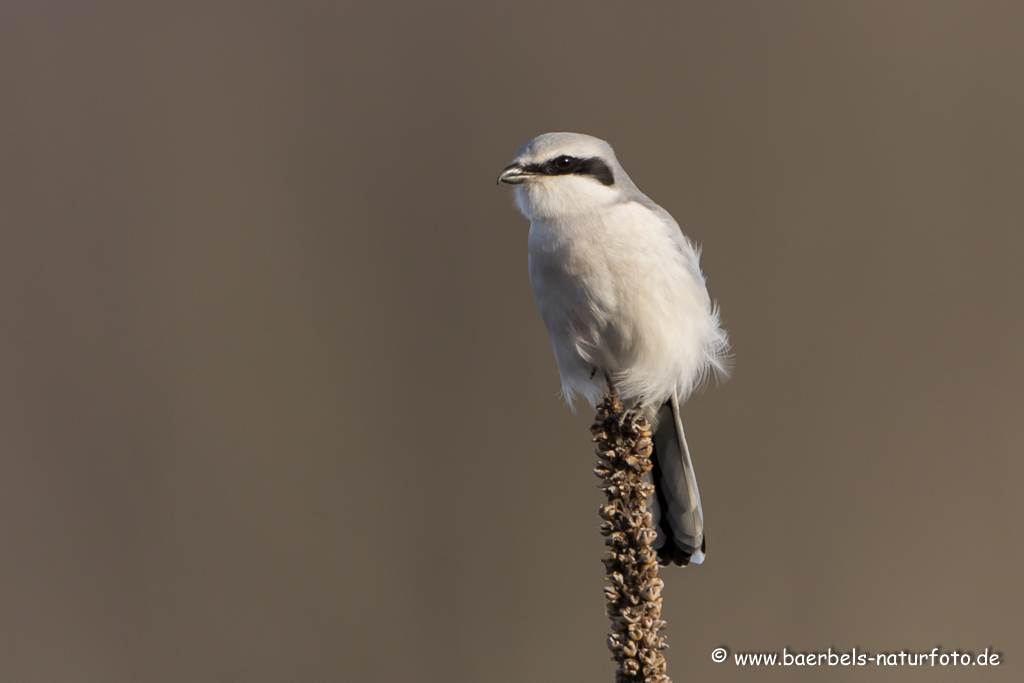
593,392,671,683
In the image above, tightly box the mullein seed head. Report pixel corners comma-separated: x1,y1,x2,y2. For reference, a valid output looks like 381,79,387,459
592,389,671,683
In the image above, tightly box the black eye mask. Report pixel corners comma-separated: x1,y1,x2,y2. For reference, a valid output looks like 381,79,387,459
522,155,616,186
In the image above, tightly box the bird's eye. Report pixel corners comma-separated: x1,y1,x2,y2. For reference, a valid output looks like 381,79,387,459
553,155,576,170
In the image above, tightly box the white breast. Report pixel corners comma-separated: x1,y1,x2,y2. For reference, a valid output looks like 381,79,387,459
528,201,727,408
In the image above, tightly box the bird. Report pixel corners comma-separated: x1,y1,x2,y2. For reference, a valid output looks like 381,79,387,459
498,132,730,566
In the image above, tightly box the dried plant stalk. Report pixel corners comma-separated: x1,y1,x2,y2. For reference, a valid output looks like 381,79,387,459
592,388,670,683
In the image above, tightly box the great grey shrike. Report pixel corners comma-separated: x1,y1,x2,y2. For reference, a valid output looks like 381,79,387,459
499,132,730,566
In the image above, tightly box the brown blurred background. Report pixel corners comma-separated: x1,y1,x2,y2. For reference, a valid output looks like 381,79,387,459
2,2,1022,681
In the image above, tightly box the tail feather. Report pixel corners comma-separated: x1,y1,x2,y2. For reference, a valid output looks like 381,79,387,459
648,394,706,566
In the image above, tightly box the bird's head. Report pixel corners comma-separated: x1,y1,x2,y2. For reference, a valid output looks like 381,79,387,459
498,133,628,221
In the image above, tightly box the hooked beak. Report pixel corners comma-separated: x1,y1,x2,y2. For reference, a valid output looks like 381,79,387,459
497,163,537,185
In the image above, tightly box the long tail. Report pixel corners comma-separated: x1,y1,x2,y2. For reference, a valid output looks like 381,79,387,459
647,393,706,566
